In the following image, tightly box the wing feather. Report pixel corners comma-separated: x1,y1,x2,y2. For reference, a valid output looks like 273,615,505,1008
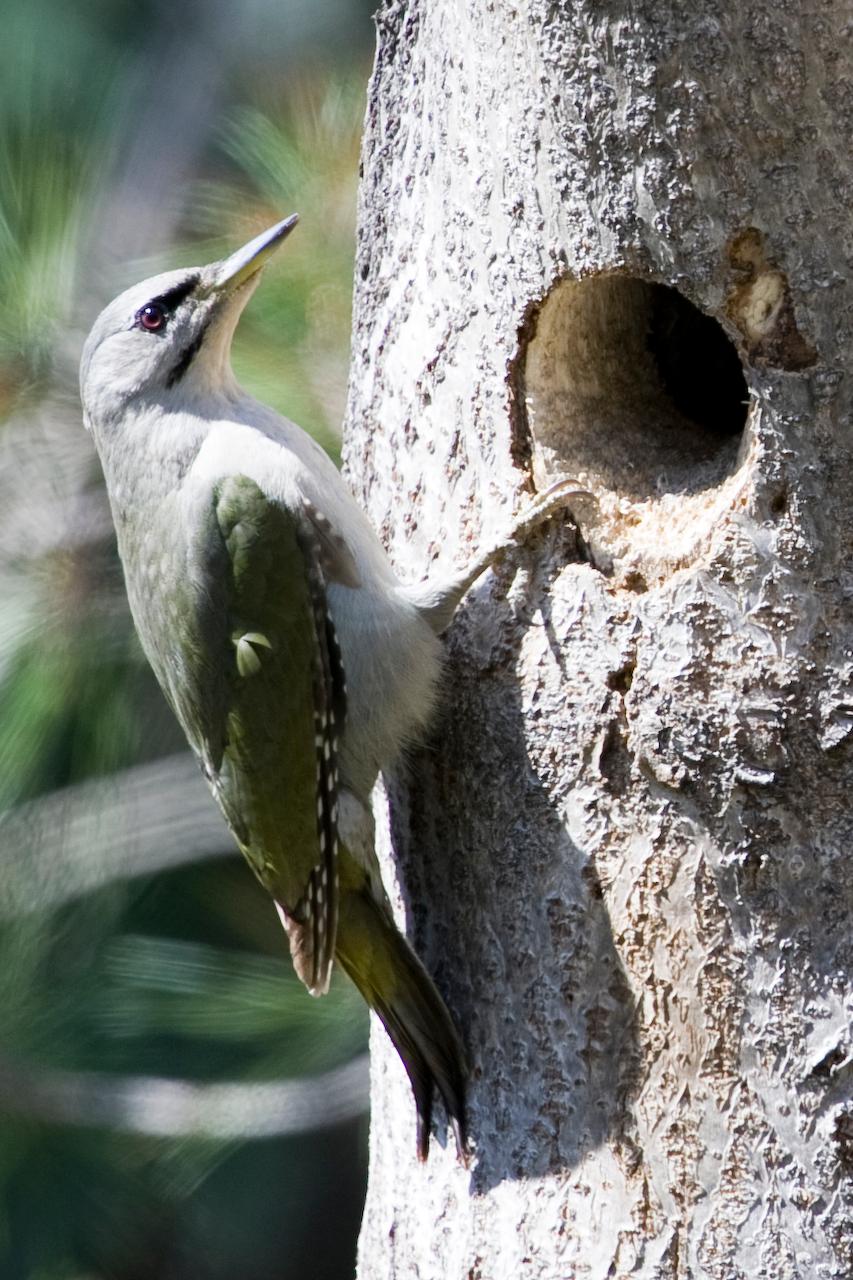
207,475,345,994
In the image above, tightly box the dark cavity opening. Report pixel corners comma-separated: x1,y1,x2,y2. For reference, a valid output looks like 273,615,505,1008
519,275,751,501
645,284,748,438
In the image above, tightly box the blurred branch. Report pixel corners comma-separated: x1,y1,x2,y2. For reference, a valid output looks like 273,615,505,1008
0,1052,368,1137
0,752,230,918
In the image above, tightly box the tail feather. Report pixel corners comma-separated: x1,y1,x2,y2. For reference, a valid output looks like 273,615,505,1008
335,888,467,1161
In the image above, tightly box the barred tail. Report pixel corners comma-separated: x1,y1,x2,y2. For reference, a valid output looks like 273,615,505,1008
335,888,467,1161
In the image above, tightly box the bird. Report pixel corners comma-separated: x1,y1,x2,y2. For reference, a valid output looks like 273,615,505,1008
80,214,581,1159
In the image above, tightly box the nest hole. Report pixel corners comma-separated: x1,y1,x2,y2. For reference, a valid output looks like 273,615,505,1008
516,274,754,581
520,275,749,501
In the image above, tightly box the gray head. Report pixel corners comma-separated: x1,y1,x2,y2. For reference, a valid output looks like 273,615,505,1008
80,215,298,436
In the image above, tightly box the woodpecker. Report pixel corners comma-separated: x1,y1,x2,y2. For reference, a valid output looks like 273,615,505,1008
80,216,579,1159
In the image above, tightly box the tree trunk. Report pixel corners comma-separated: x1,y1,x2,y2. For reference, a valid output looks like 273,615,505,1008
342,2,853,1276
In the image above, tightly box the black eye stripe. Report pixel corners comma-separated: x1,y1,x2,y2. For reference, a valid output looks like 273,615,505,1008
150,274,200,312
133,272,203,337
133,273,202,331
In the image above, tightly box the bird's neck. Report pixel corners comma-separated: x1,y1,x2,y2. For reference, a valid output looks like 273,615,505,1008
99,400,209,526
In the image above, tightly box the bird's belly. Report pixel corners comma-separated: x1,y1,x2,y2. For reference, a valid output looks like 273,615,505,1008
328,581,443,801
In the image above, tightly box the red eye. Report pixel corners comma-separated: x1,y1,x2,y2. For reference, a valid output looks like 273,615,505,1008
137,303,167,332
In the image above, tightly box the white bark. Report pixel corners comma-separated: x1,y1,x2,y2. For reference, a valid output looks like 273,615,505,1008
343,2,853,1276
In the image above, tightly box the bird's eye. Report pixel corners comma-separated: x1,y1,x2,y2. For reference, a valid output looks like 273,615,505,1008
136,303,167,333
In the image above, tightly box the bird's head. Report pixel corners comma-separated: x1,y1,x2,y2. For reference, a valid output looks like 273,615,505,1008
80,214,298,434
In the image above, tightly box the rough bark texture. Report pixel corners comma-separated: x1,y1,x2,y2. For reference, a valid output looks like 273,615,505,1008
342,2,853,1276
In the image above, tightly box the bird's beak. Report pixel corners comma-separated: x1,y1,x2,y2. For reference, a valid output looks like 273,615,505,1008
208,214,299,295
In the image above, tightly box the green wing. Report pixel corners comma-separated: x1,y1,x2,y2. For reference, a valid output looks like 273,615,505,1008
208,475,345,996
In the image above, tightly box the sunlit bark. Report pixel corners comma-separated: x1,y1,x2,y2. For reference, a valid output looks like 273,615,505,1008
344,2,853,1276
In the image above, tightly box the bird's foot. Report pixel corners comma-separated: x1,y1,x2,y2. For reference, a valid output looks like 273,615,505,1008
412,477,590,634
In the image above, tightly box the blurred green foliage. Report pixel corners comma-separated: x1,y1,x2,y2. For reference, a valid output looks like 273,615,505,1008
0,2,374,1276
222,85,365,457
0,0,132,404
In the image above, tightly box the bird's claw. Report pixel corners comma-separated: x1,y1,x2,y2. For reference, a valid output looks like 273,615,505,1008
505,476,591,546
